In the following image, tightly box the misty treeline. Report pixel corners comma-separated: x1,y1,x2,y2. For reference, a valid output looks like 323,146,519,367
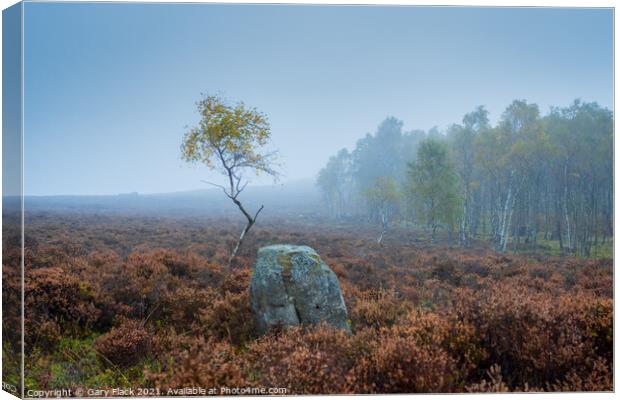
317,99,613,256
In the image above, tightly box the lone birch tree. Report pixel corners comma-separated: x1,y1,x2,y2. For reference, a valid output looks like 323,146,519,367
181,94,279,267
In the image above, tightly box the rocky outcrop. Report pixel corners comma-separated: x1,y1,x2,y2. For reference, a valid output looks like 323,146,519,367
250,244,351,334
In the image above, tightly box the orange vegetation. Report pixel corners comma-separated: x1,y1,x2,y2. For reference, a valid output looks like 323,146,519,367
2,213,612,393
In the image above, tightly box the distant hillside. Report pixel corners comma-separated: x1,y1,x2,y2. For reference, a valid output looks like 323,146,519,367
19,179,322,218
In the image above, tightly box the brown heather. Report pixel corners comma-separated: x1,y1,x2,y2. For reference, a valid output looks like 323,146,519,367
94,320,151,368
6,214,612,393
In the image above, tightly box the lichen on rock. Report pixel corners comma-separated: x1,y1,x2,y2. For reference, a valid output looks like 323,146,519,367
250,244,351,334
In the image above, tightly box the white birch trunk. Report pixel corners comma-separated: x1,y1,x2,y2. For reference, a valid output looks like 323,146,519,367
563,159,572,252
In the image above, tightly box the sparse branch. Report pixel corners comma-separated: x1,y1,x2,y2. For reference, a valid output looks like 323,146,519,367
236,180,249,198
253,205,265,221
201,180,231,198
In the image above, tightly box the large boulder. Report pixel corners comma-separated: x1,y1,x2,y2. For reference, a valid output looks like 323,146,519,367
250,244,351,334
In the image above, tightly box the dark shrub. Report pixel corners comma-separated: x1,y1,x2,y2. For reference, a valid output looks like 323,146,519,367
94,320,151,367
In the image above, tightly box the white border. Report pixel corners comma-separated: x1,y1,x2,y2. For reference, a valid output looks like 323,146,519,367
0,1,616,400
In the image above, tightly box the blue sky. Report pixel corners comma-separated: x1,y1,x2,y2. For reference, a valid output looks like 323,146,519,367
23,3,613,195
